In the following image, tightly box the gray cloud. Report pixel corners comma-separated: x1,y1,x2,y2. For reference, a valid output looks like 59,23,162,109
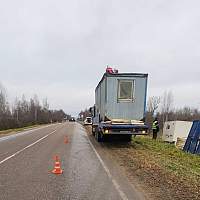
1,0,200,115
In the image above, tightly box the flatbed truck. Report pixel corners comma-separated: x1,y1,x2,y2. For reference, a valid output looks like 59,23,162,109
91,70,148,142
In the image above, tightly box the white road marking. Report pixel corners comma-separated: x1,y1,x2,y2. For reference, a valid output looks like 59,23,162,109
0,130,57,165
84,132,129,200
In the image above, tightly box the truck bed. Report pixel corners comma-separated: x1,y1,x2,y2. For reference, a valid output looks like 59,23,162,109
99,122,148,135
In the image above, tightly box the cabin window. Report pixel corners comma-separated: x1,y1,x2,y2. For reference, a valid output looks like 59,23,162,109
118,80,134,102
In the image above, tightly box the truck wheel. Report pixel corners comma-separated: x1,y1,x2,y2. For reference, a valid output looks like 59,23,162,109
99,132,104,142
96,131,103,142
95,131,98,140
92,126,95,136
127,135,132,142
124,135,132,142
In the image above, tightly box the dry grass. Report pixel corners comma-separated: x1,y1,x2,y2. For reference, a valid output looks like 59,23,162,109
0,124,41,136
104,136,200,200
132,136,200,185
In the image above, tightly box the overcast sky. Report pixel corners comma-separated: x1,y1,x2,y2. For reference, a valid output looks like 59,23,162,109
0,0,200,116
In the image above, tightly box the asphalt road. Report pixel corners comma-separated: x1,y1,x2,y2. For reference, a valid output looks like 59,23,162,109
0,122,145,200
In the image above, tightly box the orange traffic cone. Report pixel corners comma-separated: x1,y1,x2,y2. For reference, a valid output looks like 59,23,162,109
64,136,69,144
52,156,63,174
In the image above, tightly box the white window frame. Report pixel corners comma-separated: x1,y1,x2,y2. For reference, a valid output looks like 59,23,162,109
117,79,135,102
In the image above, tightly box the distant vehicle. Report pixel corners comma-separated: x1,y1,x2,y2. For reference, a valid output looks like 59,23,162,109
84,117,92,125
69,117,75,122
91,69,148,142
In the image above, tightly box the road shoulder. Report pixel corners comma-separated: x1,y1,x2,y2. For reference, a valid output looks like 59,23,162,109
83,125,149,200
83,125,200,200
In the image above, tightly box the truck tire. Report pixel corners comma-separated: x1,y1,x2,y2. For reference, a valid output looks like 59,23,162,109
92,126,95,136
126,135,132,142
95,131,103,142
94,130,98,140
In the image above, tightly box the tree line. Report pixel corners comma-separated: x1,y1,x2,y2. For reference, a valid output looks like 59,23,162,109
146,91,200,130
0,84,67,131
78,109,91,121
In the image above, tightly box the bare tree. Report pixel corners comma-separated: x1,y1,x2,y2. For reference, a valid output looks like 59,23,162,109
0,91,6,115
0,83,7,114
43,98,49,111
145,96,161,132
78,108,91,120
0,84,68,130
33,94,40,123
161,90,174,124
0,83,12,130
147,96,161,116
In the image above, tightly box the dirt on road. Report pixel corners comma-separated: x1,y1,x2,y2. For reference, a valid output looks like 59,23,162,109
85,126,200,200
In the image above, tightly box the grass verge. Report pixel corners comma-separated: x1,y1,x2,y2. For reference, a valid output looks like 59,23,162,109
0,124,42,136
132,136,200,185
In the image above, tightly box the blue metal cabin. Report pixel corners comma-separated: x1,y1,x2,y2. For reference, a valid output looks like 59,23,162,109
94,73,148,122
92,72,148,142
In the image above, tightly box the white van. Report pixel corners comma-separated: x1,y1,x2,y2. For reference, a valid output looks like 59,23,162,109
84,117,92,125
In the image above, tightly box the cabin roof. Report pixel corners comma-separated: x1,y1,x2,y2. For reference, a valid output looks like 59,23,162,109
95,72,148,91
